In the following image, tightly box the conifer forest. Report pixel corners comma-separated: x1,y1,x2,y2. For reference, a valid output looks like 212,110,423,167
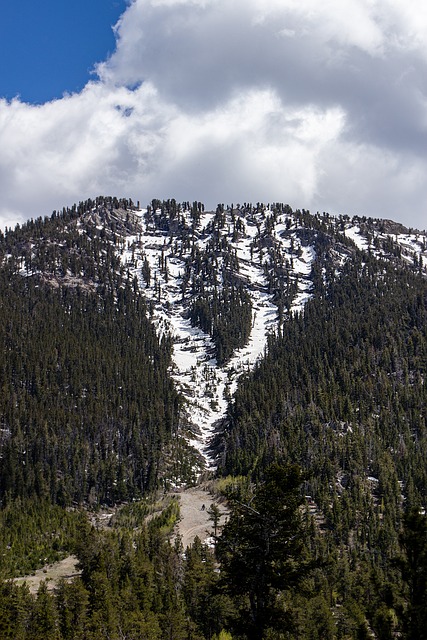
1,196,427,638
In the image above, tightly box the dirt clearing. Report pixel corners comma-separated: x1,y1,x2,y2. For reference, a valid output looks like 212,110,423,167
173,487,227,548
15,555,80,594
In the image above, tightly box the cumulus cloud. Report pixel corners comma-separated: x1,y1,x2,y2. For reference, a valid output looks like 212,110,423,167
0,0,426,229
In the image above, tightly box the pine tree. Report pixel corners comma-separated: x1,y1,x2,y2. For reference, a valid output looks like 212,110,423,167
217,463,311,639
399,509,427,639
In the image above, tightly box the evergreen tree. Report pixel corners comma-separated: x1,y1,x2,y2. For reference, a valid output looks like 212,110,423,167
399,509,427,639
217,463,310,639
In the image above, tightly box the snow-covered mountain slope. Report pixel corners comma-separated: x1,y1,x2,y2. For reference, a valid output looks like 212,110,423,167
6,199,427,476
113,203,427,472
115,205,318,470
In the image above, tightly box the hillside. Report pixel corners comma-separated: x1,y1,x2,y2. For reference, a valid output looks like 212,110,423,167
1,197,427,638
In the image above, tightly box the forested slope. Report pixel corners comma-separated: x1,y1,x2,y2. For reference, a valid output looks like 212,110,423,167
0,197,427,638
0,198,182,507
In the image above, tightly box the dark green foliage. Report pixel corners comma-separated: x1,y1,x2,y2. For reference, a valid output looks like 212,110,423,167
220,245,427,510
0,506,192,639
207,503,221,538
190,285,252,365
0,498,83,578
0,581,33,639
216,230,427,635
399,509,427,639
0,205,180,507
183,537,225,638
217,464,311,639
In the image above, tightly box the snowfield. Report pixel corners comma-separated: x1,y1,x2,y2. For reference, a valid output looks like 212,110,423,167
119,207,322,471
87,205,427,474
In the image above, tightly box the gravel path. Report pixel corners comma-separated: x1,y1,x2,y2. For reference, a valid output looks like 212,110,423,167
173,487,227,548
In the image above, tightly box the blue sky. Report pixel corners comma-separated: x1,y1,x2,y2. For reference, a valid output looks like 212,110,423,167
0,0,128,103
0,0,426,231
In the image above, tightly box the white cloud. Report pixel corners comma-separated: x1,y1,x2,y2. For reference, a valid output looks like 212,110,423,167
0,0,427,230
316,140,427,229
0,83,346,219
255,0,386,54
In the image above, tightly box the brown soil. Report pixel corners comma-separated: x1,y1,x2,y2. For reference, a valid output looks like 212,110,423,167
15,555,80,595
173,487,227,548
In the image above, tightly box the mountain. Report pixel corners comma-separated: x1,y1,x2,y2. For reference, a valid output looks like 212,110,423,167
1,196,427,638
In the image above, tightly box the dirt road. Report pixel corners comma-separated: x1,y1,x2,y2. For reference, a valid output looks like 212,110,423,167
173,487,227,548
